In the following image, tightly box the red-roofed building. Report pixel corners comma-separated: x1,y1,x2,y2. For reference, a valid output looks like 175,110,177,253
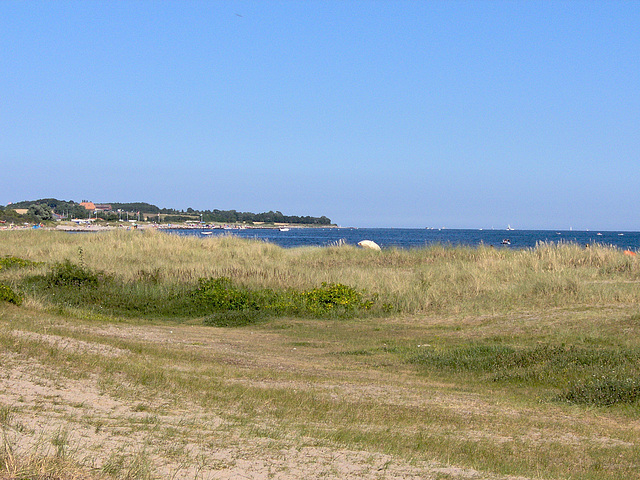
80,201,96,211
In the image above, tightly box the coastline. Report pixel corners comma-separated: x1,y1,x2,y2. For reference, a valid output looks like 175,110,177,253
16,222,339,233
3,224,639,252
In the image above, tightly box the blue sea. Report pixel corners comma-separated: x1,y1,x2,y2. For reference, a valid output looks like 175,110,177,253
165,228,640,251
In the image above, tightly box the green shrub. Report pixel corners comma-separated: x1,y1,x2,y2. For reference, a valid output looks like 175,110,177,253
0,283,22,305
302,282,375,315
0,256,40,270
192,277,258,311
45,259,102,287
192,277,377,321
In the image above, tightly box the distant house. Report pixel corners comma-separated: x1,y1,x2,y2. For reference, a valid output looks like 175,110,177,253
80,201,96,211
94,204,112,212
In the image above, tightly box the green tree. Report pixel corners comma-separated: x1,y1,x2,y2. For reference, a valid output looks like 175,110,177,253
27,204,53,222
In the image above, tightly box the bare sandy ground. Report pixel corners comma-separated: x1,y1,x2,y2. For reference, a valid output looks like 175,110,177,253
0,318,538,480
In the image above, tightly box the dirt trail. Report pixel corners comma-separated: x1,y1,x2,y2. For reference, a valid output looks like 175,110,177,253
0,320,536,480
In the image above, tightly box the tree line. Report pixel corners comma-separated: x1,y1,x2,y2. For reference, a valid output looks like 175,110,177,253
1,199,332,225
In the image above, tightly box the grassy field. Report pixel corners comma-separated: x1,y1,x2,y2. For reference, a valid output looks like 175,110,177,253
1,229,640,479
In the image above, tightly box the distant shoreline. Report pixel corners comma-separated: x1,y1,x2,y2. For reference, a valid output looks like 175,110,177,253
41,222,338,233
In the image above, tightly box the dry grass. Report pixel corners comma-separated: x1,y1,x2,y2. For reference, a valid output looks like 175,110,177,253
1,230,640,479
2,229,639,316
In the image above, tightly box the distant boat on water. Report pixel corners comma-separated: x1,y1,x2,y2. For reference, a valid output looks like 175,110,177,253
279,227,290,232
506,225,514,231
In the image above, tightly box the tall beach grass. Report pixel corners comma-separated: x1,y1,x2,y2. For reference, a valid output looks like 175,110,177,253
1,229,639,317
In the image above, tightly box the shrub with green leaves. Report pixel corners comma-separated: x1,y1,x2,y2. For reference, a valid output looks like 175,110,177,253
45,259,102,287
192,277,258,311
0,283,22,305
0,256,40,270
192,277,376,319
302,282,375,315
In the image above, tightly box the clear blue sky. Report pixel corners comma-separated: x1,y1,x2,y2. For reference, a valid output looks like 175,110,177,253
2,1,638,229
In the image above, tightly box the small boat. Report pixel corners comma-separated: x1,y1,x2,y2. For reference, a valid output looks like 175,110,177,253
279,227,290,232
201,231,213,235
506,225,514,231
501,239,511,245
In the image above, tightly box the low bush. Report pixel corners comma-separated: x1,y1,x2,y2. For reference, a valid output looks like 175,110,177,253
0,256,40,270
302,282,375,315
193,278,377,323
45,259,103,287
192,277,259,311
0,283,22,305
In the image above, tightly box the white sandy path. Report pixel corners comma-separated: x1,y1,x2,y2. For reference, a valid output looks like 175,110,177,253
0,334,533,480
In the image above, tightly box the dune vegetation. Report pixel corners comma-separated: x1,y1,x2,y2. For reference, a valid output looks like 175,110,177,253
1,229,640,479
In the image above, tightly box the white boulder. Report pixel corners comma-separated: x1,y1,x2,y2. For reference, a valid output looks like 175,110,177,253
358,240,381,251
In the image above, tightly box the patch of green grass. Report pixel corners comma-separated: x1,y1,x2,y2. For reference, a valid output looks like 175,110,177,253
407,343,640,405
203,310,268,327
560,378,640,406
335,349,375,356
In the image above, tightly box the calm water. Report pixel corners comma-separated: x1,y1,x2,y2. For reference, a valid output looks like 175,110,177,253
165,228,640,251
